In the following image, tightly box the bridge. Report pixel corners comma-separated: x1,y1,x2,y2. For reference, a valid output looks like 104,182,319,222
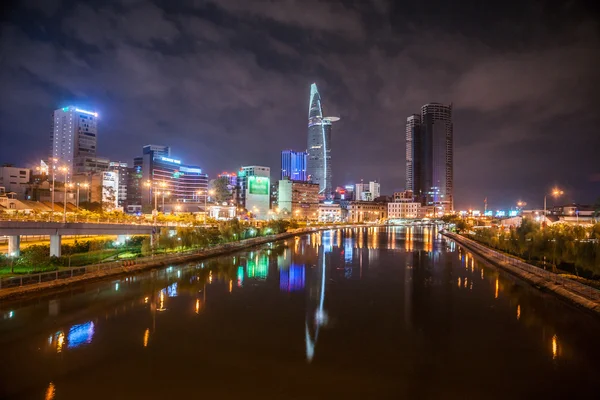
0,221,155,257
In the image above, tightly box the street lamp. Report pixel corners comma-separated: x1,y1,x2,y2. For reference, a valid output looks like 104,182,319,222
60,166,69,223
49,158,58,218
544,188,564,217
197,189,214,225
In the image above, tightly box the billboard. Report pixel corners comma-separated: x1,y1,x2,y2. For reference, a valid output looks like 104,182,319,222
248,176,270,195
102,171,119,210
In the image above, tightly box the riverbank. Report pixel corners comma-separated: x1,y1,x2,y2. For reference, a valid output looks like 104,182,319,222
442,231,600,315
0,225,367,301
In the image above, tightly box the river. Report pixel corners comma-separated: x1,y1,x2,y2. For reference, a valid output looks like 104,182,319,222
1,226,599,399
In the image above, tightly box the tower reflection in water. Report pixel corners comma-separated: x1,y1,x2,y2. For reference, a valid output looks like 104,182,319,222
305,230,332,363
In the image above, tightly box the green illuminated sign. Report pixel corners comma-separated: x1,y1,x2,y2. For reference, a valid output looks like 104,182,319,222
248,176,269,195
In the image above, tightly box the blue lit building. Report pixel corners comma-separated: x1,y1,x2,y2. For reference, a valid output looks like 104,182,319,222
138,145,208,211
281,150,307,181
306,83,339,198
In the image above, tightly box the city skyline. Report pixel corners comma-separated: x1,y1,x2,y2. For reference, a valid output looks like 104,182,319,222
0,1,598,210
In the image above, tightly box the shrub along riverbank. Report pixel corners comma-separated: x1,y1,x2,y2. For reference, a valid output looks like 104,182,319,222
466,219,600,279
0,219,296,276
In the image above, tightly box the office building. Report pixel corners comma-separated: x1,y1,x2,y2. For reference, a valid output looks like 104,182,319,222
318,203,342,223
245,175,271,220
236,166,270,208
50,106,98,181
126,163,143,213
139,145,208,210
388,201,421,219
109,162,129,209
306,83,339,198
355,181,380,201
277,179,320,220
281,150,307,181
0,165,30,199
347,201,387,223
406,103,453,210
217,172,238,189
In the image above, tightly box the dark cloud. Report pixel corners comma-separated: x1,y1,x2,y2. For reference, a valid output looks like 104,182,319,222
0,0,599,209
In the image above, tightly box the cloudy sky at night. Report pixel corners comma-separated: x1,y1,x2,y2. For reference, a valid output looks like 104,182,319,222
1,0,599,210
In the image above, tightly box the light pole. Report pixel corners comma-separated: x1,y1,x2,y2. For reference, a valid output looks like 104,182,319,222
197,189,214,225
60,167,69,223
543,188,564,217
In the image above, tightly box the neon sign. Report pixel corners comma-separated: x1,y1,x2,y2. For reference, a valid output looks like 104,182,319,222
75,108,98,117
160,157,181,164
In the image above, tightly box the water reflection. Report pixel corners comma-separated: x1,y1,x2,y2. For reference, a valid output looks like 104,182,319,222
45,382,55,400
0,227,599,398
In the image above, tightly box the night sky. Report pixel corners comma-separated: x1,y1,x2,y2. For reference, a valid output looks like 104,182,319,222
1,0,599,210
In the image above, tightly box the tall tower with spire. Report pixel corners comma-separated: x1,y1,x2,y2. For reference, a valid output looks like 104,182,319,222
306,83,339,198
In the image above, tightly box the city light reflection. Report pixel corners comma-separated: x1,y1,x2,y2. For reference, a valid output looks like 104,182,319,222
517,305,521,320
552,334,559,359
143,328,150,347
195,298,201,314
495,278,499,299
56,332,65,353
45,382,55,400
67,321,95,349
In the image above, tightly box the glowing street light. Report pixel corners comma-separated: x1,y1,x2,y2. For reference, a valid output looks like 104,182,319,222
60,166,69,222
544,188,564,217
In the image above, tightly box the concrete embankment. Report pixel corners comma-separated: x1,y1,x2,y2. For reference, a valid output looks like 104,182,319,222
442,231,600,315
0,225,368,302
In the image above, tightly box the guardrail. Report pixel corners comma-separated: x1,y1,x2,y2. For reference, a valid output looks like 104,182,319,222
0,224,347,291
444,231,600,302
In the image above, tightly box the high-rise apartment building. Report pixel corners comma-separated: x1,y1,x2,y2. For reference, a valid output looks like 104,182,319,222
405,103,453,211
281,150,307,181
306,83,339,198
50,106,98,181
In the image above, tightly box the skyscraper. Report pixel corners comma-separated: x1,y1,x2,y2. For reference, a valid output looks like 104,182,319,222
51,106,98,181
406,103,453,210
306,83,339,198
281,150,307,181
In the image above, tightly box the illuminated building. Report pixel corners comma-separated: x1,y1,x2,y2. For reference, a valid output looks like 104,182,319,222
281,150,307,181
126,163,142,213
277,178,320,220
306,83,339,198
406,103,454,210
217,172,237,188
236,166,270,209
0,166,30,199
347,201,387,223
139,145,208,210
109,161,129,209
50,106,99,181
318,202,342,222
355,180,380,201
388,201,421,219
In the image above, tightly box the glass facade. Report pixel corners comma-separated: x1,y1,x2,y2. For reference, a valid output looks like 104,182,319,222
406,103,453,210
306,83,335,198
281,150,307,181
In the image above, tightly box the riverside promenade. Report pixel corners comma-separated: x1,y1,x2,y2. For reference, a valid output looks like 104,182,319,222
442,231,600,315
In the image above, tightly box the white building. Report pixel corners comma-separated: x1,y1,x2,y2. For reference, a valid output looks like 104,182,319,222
388,201,421,219
51,106,98,181
318,203,342,222
355,181,380,201
0,166,30,199
237,165,270,209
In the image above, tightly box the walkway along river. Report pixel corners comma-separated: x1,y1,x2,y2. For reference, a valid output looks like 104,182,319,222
1,226,600,399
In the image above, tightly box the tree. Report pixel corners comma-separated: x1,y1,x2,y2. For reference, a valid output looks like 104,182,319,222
209,177,232,203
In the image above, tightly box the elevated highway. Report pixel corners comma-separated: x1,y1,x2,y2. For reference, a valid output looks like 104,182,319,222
0,221,154,257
